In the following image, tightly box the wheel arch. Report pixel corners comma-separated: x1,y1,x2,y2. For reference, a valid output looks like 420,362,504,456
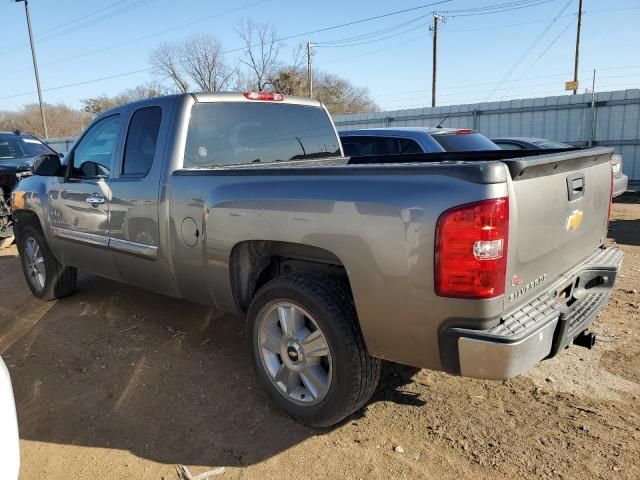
12,209,43,243
229,240,352,314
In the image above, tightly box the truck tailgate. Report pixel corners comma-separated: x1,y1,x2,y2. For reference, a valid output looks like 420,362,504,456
504,147,613,308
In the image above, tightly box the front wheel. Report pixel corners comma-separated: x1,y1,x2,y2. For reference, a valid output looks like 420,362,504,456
248,274,381,427
18,224,77,300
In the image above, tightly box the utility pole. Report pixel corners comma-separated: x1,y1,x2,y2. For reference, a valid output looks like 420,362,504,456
15,0,48,139
589,69,597,147
430,13,445,107
572,0,583,95
306,42,314,99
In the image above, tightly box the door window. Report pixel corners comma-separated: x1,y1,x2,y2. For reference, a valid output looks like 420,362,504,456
494,142,525,150
340,136,424,156
71,115,120,178
398,138,423,154
122,107,162,176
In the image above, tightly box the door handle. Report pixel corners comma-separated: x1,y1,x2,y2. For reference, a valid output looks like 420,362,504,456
86,196,105,205
566,173,585,201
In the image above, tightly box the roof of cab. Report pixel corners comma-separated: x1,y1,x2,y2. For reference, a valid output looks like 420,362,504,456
192,91,323,108
92,92,325,122
491,136,549,143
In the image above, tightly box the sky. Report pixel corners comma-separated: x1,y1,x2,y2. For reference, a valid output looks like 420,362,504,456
0,0,639,112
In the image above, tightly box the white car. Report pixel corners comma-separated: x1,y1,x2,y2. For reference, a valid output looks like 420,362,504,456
0,356,19,479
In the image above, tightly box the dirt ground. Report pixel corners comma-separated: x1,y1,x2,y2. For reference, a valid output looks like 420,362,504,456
1,193,639,480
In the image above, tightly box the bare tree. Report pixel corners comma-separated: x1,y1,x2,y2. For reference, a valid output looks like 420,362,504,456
150,35,235,93
179,34,236,92
149,42,190,93
237,19,282,91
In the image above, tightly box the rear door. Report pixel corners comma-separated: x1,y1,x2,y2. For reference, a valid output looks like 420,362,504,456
48,114,121,278
108,101,174,295
504,149,613,308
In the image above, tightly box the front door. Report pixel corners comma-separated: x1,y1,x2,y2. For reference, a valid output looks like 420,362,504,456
48,114,121,279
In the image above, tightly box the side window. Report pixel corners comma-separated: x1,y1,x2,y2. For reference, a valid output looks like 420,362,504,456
399,138,423,154
341,136,376,156
122,106,162,176
372,138,399,155
71,115,121,178
495,142,524,150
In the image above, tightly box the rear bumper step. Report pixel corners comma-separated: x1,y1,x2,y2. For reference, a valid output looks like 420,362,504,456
441,246,623,380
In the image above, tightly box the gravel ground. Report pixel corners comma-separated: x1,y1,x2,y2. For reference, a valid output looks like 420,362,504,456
1,194,638,480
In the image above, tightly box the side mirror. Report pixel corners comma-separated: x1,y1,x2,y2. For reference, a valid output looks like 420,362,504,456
32,154,64,176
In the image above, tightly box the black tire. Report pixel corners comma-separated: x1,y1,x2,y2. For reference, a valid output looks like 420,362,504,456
247,274,381,427
18,224,77,300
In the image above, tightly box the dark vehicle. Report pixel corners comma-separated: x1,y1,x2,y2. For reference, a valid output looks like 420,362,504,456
339,127,500,156
0,132,56,248
492,137,572,150
492,137,628,197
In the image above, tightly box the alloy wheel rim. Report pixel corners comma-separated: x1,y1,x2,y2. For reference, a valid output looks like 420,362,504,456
257,302,332,405
25,237,45,290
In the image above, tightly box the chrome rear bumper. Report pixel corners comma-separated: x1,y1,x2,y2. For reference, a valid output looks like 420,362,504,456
442,246,623,380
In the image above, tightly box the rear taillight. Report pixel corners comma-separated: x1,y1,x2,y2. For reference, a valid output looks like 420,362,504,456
243,91,284,101
435,197,509,299
455,129,474,134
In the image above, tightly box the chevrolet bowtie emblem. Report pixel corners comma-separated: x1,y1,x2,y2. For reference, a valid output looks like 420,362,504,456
565,209,584,231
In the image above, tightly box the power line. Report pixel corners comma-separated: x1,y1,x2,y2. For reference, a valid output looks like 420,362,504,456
38,0,159,43
442,0,554,13
0,0,131,50
31,0,133,38
0,0,453,101
498,17,576,99
446,13,574,31
2,0,271,79
314,14,431,46
443,0,559,17
315,22,430,48
0,68,150,101
0,0,159,56
483,0,574,101
218,0,453,56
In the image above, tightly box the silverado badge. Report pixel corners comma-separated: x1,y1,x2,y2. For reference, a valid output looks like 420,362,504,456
508,274,548,302
565,209,584,231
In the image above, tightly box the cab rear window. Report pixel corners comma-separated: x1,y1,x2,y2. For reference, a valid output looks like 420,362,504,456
183,103,341,167
432,133,499,152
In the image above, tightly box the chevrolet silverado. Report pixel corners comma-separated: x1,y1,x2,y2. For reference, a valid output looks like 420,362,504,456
12,92,622,427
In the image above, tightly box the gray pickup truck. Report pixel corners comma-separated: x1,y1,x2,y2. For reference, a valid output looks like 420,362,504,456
12,92,622,427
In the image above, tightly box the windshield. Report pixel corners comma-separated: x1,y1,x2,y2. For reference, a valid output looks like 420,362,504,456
532,139,571,149
0,133,56,160
432,132,500,152
183,102,341,167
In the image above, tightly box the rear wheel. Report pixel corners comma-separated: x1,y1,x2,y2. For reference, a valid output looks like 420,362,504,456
18,224,77,300
248,274,381,427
